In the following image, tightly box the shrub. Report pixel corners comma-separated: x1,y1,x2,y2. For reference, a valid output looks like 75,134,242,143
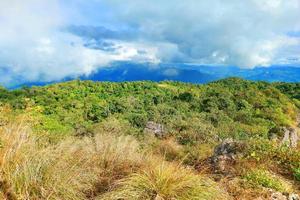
92,116,139,137
293,168,300,181
245,138,300,171
183,143,215,166
243,169,292,192
100,159,228,200
150,138,185,161
126,112,148,128
171,116,217,145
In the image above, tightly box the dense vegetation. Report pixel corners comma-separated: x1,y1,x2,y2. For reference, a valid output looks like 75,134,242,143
0,78,299,199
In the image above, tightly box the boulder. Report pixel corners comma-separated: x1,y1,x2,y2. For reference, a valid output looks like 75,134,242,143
211,139,243,174
214,138,241,156
271,192,287,200
269,191,299,200
144,121,165,138
281,127,298,148
290,128,298,148
289,193,300,200
281,127,291,145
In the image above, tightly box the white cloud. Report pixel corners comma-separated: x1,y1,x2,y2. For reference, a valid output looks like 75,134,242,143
0,0,158,87
1,0,300,87
103,0,300,67
162,68,179,77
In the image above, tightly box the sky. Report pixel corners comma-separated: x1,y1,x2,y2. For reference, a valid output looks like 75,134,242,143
0,0,300,87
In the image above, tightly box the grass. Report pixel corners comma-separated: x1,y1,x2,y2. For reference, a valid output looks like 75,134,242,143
100,159,228,200
0,118,144,199
149,138,185,161
1,107,299,199
0,118,228,200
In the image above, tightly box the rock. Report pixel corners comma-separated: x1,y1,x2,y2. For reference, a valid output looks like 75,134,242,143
211,139,243,174
211,154,234,173
290,129,298,148
214,138,241,156
281,127,291,145
269,192,299,200
271,192,287,200
281,127,298,148
144,121,165,138
289,193,300,200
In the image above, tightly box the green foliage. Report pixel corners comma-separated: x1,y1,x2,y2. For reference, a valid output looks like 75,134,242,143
93,116,140,137
245,138,300,171
293,168,300,181
0,78,297,143
273,82,300,100
182,143,215,166
243,169,290,192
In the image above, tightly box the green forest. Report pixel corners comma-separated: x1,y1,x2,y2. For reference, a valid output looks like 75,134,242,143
0,78,299,199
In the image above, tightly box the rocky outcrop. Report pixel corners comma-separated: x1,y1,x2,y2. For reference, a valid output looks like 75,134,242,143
281,127,298,148
144,121,165,138
211,139,244,174
270,191,299,200
280,113,299,148
271,192,287,200
289,193,300,200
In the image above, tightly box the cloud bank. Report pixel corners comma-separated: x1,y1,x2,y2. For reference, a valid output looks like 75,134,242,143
103,0,300,67
0,0,158,87
0,0,300,86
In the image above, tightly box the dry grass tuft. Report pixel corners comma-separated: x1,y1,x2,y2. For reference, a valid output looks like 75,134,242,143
0,119,143,200
100,159,229,200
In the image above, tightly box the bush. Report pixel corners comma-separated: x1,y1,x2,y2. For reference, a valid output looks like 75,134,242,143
243,169,292,192
293,168,300,181
100,159,228,200
150,138,185,161
92,116,139,137
126,112,148,128
170,116,217,145
245,138,300,172
183,143,215,166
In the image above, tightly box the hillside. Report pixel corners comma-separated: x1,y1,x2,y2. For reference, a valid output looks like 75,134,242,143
0,78,299,199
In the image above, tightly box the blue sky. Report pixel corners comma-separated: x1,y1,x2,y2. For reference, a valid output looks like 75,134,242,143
0,0,300,87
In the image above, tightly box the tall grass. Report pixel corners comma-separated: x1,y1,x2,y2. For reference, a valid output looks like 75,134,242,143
0,119,143,199
0,113,229,199
100,159,228,200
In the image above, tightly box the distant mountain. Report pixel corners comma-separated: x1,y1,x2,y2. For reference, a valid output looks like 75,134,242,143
81,63,218,84
8,63,300,89
82,64,300,83
178,65,300,82
237,66,300,82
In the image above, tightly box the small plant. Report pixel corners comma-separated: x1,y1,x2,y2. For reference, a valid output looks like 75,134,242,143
151,138,185,161
293,168,300,181
243,169,291,193
183,143,214,166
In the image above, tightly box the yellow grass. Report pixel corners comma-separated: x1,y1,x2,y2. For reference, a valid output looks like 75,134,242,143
0,119,143,200
100,158,229,200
